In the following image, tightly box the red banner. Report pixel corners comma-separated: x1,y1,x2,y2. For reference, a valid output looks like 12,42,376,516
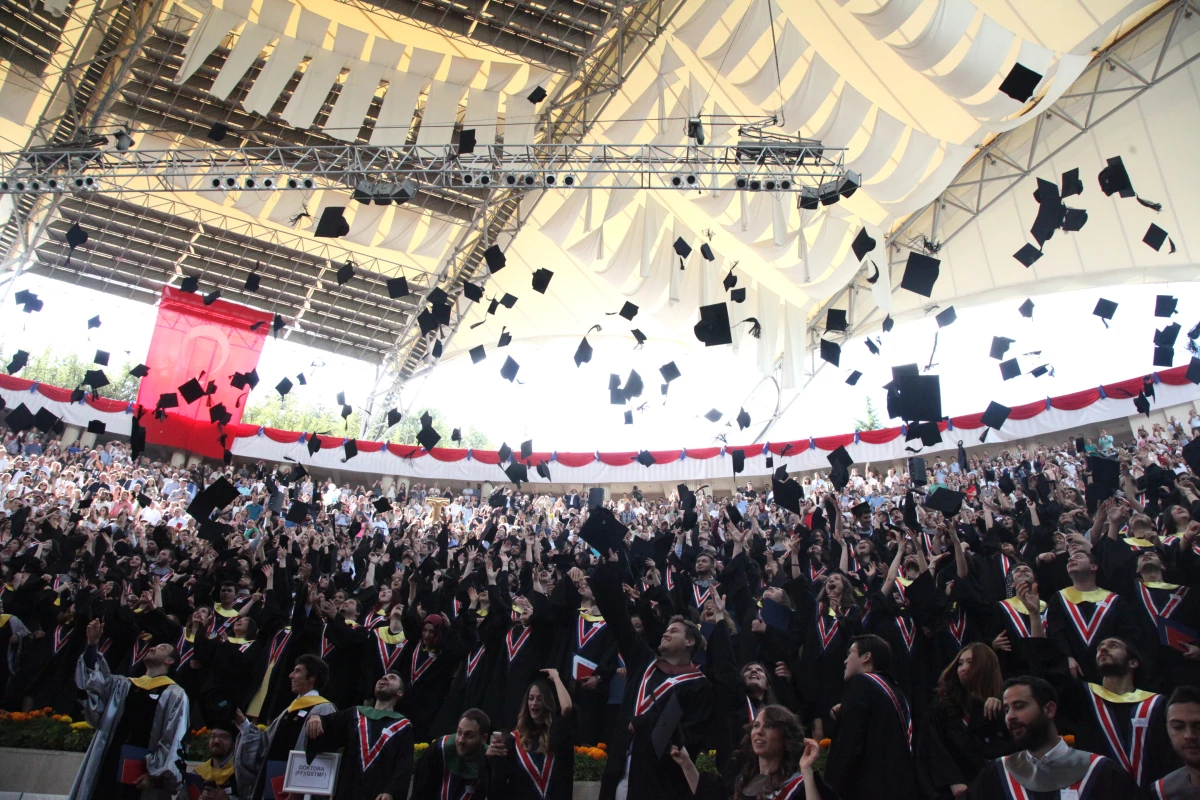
136,288,271,458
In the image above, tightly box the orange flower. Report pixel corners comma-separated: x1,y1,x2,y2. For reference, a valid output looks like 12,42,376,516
42,707,52,714
596,742,607,750
10,713,28,723
29,710,43,719
819,738,832,748
589,748,605,760
1063,735,1075,747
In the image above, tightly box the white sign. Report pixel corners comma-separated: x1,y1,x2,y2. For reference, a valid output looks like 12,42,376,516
282,750,340,796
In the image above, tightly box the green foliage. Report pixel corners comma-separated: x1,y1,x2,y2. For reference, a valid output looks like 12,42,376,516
241,395,367,437
853,397,882,432
0,717,95,752
0,344,142,402
384,407,491,449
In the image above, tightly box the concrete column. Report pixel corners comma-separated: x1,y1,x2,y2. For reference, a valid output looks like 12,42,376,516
170,450,188,468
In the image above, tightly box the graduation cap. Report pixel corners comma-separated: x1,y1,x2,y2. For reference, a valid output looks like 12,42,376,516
285,501,310,525
1018,298,1035,318
416,309,438,336
516,440,533,461
296,372,307,385
1184,437,1200,474
452,427,462,442
1154,323,1180,348
336,260,355,285
500,356,520,382
907,420,942,448
1031,364,1051,378
93,350,109,366
125,364,149,379
636,450,655,468
610,301,638,321
925,488,966,517
622,370,644,400
70,388,85,403
729,288,746,304
202,290,222,306
1134,392,1152,417
469,345,486,364
1153,346,1174,368
244,272,261,292
483,244,506,273
623,410,633,424
980,401,1011,431
579,507,628,555
373,497,392,514
672,237,692,266
730,449,746,475
156,392,179,410
340,404,353,419
631,328,647,347
208,402,231,426
736,408,751,430
343,439,358,461
989,336,1014,360
83,369,109,390
502,461,528,485
819,338,841,366
1061,208,1087,232
4,403,34,432
497,329,512,348
176,378,204,405
1156,295,1178,318
306,433,322,456
531,268,553,294
695,302,736,347
6,350,28,375
893,374,942,421
883,315,895,333
704,409,722,423
527,85,547,104
865,337,880,356
1186,357,1200,385
497,442,513,463
901,252,940,297
535,461,550,480
999,359,1021,381
498,293,517,310
1093,298,1117,327
273,314,286,336
935,306,957,328
386,408,402,428
1144,224,1175,253
1098,155,1162,210
998,62,1042,102
699,242,715,261
417,419,441,450
461,280,482,303
64,222,88,262
314,206,350,238
180,275,199,294
16,291,42,313
275,375,293,397
828,446,853,490
846,370,862,385
1013,244,1043,267
851,228,876,261
189,476,239,520
1030,178,1063,246
723,269,737,292
772,477,803,514
86,315,102,331
826,308,848,333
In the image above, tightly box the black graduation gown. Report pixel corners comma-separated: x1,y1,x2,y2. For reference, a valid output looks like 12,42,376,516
430,602,508,739
588,561,716,800
306,707,414,800
488,714,576,800
967,753,1145,800
795,601,862,727
1128,580,1200,693
825,671,919,800
397,626,466,743
498,594,555,730
917,697,1016,799
314,617,369,709
411,734,488,800
1047,588,1144,684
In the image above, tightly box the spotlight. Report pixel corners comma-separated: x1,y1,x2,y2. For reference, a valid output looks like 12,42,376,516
504,173,519,186
670,173,698,189
477,173,492,187
286,177,315,190
687,117,706,145
44,178,61,191
224,177,237,189
562,175,576,187
735,176,749,190
71,177,97,191
780,177,793,190
243,177,257,189
522,174,536,187
261,177,275,189
544,173,557,187
112,129,135,152
459,172,490,187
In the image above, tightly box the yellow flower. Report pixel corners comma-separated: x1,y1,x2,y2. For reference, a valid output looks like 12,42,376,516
70,721,93,730
414,742,429,751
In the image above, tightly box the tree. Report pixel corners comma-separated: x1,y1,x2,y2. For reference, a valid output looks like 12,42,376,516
385,407,491,449
0,343,142,402
853,397,882,431
242,398,492,448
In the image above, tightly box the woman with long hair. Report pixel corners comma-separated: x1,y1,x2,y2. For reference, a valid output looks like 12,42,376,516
723,705,828,799
796,570,862,740
487,667,575,799
916,642,1014,799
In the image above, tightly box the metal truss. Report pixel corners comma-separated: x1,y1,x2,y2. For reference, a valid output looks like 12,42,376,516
752,0,1200,445
0,142,845,195
360,0,689,436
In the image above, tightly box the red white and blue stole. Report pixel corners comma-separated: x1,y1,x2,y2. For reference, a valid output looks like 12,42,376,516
364,611,387,629
1137,583,1187,627
692,581,719,608
512,732,554,798
895,613,916,653
208,608,237,639
946,604,967,650
466,644,486,678
999,598,1047,639
356,712,411,771
267,628,292,666
374,629,404,671
775,773,806,800
506,625,532,662
665,567,676,592
321,623,335,658
438,736,476,800
999,752,1104,800
131,635,154,665
577,614,605,651
633,663,704,716
745,696,759,726
176,631,196,666
1087,685,1161,785
1060,589,1117,647
808,563,827,582
817,608,840,651
411,648,437,684
53,623,72,654
863,672,911,751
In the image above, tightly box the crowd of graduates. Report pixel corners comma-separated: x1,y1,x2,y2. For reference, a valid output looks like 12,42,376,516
3,419,1200,800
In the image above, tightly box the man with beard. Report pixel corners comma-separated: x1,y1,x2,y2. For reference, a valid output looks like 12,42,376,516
233,654,335,800
825,634,918,800
1046,550,1143,684
411,708,490,799
1024,577,1177,788
70,618,190,800
304,672,414,800
966,676,1139,799
1156,686,1200,799
178,723,239,800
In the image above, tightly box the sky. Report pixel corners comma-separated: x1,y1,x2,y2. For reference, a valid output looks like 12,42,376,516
2,273,1197,449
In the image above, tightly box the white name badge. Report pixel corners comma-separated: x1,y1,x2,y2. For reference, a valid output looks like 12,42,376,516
283,750,340,796
1133,717,1150,728
297,710,308,717
1060,790,1079,800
